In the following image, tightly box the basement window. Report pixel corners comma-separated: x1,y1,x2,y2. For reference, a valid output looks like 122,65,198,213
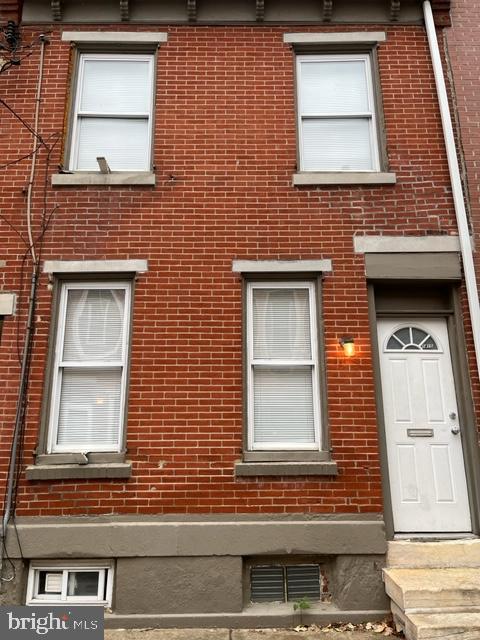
250,564,322,603
26,563,113,606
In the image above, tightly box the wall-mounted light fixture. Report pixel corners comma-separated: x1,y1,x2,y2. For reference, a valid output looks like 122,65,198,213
339,335,355,357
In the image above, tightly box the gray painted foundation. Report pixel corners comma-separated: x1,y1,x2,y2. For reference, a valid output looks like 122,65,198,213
0,560,26,606
115,557,243,615
1,515,388,625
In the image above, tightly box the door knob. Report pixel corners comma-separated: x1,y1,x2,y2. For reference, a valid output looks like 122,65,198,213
451,427,460,435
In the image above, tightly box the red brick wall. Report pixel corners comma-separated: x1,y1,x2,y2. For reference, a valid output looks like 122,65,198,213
446,1,480,410
0,24,472,517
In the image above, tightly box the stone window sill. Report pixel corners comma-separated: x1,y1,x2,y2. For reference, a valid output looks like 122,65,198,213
234,461,338,477
26,462,132,481
51,172,156,187
292,172,397,186
243,450,330,463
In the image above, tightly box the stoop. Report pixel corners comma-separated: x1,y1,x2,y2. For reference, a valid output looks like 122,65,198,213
383,539,480,640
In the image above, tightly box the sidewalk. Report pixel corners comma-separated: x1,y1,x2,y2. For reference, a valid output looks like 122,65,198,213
105,622,403,640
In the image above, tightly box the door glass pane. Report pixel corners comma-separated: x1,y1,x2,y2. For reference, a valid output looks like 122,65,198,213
386,327,439,351
302,118,373,171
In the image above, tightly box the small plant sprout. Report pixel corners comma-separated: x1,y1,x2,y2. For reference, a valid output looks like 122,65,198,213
293,596,311,611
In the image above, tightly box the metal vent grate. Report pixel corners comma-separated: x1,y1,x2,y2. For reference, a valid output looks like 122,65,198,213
250,564,322,603
286,565,321,601
250,566,284,602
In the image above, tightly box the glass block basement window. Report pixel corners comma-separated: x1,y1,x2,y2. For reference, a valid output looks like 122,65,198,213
250,564,322,603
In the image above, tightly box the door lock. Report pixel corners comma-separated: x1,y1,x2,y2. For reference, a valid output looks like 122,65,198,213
451,427,460,435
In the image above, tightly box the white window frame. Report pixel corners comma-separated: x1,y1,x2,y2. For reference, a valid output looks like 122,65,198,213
296,53,380,172
26,562,114,606
47,281,131,453
69,52,155,171
246,281,321,451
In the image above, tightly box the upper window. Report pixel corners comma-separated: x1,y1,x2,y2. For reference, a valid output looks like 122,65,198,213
47,281,131,453
246,281,321,450
69,53,154,171
296,53,380,172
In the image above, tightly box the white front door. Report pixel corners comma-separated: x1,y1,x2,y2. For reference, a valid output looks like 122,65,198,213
377,317,471,533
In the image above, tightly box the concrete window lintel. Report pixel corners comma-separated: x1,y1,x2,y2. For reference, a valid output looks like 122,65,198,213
354,234,463,253
283,32,387,45
43,260,148,274
293,172,396,186
51,172,156,187
61,32,168,44
232,259,332,273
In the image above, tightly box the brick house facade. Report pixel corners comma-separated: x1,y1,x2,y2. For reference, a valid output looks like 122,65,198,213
0,0,479,626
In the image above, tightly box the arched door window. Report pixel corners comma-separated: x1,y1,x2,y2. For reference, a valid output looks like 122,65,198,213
385,326,440,352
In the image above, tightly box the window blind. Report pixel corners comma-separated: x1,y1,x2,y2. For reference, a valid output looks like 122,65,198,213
63,289,125,362
56,368,122,448
298,55,377,172
300,60,369,114
76,118,150,171
72,54,153,171
253,288,311,360
80,59,151,114
302,118,372,171
50,283,130,452
248,282,319,449
253,367,315,444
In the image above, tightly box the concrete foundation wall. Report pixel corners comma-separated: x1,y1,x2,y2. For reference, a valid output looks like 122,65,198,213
0,516,389,621
115,557,243,614
332,555,389,611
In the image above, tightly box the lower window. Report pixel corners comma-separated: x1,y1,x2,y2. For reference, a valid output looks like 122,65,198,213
26,563,113,606
246,281,322,451
47,280,132,453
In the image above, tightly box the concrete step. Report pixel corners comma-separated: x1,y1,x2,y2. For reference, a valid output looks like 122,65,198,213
383,567,480,611
392,602,480,640
387,539,480,569
405,611,480,640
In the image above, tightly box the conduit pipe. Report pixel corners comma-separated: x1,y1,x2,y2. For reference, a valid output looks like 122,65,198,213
0,35,46,581
423,0,480,381
26,34,47,264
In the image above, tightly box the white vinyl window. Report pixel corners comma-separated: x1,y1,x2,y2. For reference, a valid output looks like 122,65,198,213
247,282,321,450
69,53,154,171
296,54,380,172
47,282,131,453
26,563,113,606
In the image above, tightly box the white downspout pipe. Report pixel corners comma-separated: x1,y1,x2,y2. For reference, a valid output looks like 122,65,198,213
423,0,480,382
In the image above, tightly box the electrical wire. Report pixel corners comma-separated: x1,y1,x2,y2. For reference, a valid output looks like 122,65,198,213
0,99,47,147
0,32,59,584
